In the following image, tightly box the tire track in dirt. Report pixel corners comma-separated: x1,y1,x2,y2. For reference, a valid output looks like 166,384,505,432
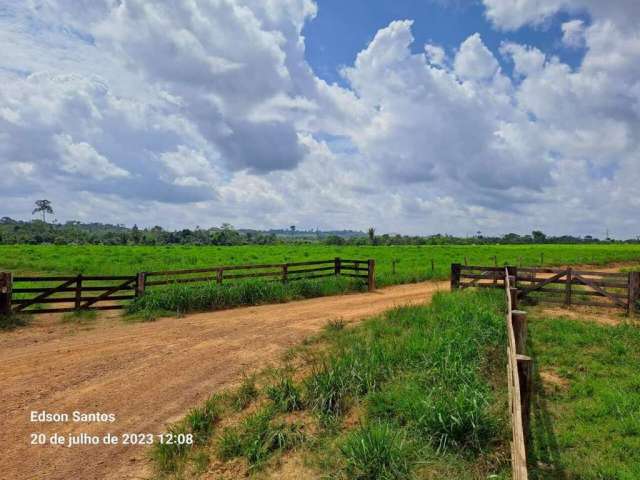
0,281,446,480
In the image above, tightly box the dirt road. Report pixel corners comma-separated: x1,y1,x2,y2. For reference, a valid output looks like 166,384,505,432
0,281,445,480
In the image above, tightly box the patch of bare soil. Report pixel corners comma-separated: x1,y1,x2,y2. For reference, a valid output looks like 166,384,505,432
0,281,445,480
534,305,625,326
539,369,569,394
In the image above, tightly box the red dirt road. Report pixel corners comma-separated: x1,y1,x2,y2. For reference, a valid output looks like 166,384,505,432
0,281,445,480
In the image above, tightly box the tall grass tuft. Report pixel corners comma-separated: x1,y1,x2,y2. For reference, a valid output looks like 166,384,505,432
266,377,304,412
217,407,304,468
340,421,414,480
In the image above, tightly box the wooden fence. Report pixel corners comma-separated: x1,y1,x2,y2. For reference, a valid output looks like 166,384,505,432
0,258,375,315
451,264,640,313
505,268,532,480
451,264,532,478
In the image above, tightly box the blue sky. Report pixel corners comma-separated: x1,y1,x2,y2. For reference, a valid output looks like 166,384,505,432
1,1,639,237
304,0,587,85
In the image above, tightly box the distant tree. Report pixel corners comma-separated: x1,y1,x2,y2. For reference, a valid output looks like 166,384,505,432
531,230,546,243
368,227,376,244
32,199,54,223
290,225,296,235
131,224,141,244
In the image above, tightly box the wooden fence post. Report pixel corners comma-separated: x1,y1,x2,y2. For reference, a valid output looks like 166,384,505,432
464,256,468,266
512,310,528,355
507,265,518,310
216,268,223,285
367,259,376,291
75,274,83,310
517,354,533,442
282,264,288,283
392,259,396,275
0,272,12,315
136,272,146,297
565,267,572,306
334,257,341,276
628,271,640,315
431,259,435,274
451,264,461,290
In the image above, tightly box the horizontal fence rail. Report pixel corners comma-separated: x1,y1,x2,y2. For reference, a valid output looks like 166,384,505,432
1,258,375,315
452,264,639,314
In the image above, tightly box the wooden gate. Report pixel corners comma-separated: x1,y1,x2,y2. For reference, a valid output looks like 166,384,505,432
10,275,137,314
451,264,640,314
517,267,634,311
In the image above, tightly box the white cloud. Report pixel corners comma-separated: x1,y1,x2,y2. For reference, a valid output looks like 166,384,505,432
561,19,585,48
55,134,130,179
454,33,500,80
0,0,639,237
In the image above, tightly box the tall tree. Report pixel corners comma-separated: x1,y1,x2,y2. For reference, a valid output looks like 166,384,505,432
368,227,376,244
32,199,54,223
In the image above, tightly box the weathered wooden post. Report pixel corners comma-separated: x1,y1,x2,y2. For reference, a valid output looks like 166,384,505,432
493,256,498,285
75,274,83,310
135,272,146,297
334,257,341,276
507,265,518,310
282,264,288,283
216,268,223,285
565,267,572,306
431,259,435,274
464,256,468,266
512,310,528,355
517,354,533,441
367,259,376,291
392,259,396,275
628,271,640,316
451,264,461,290
0,272,12,315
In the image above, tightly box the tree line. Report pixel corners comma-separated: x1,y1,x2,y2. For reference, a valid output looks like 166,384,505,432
1,217,636,246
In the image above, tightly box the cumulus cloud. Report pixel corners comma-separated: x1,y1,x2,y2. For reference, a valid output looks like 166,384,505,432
0,0,639,237
561,19,585,48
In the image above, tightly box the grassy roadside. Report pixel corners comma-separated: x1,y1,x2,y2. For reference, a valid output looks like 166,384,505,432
149,290,510,479
126,276,368,320
528,313,640,479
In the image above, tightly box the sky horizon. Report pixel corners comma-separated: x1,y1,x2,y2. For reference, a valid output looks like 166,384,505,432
1,1,639,238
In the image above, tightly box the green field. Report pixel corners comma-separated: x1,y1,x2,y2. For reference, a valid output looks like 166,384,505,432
2,244,640,287
528,314,640,479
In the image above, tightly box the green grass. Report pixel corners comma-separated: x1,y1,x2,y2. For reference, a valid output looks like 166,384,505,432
2,244,639,287
0,313,30,330
228,376,259,412
528,314,640,479
340,421,414,480
61,309,98,323
216,407,305,469
126,276,367,319
150,290,511,479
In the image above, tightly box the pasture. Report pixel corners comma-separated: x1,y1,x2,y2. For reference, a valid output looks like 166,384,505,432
2,244,640,287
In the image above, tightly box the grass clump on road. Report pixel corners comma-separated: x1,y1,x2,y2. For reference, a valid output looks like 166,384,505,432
0,313,30,330
127,276,366,320
149,290,510,478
